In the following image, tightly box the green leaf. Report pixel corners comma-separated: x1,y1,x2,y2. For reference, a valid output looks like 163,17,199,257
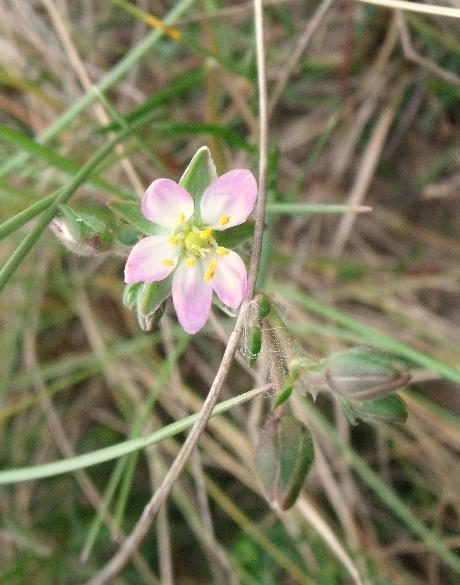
215,221,255,248
179,145,217,212
255,412,314,511
108,201,159,236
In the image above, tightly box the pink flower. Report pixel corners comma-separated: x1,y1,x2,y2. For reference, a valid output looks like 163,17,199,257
124,169,257,334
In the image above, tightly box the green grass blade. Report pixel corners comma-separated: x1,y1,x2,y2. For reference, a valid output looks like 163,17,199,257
153,121,255,152
100,67,206,133
0,193,57,242
0,387,264,484
266,203,371,215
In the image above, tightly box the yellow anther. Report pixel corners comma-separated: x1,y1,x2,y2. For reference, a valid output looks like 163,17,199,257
178,212,186,224
204,258,217,281
216,247,229,255
199,227,213,239
163,258,175,267
185,257,196,267
168,235,180,244
219,214,230,225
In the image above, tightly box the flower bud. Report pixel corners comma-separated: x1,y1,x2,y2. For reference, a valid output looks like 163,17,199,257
51,204,113,256
255,412,314,510
325,347,410,401
341,394,408,425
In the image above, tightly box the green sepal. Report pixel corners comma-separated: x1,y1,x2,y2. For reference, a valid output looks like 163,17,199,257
123,283,142,309
179,146,217,213
108,201,160,236
136,299,167,333
215,221,255,248
135,276,172,332
247,327,262,367
76,199,118,229
338,398,359,426
257,294,271,319
59,204,110,240
347,393,408,424
272,384,293,408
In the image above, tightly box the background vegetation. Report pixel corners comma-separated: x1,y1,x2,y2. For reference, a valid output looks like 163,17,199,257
0,0,459,583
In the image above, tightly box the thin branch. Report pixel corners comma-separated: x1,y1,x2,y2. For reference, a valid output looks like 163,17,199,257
83,0,269,582
396,10,460,85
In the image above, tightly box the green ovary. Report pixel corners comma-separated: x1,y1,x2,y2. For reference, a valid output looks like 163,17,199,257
183,229,211,255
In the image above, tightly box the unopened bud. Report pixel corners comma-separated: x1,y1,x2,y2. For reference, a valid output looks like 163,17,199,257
51,205,113,256
326,347,410,401
255,413,314,510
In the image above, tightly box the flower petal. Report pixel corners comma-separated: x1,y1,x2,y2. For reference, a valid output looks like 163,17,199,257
124,236,179,284
200,169,257,230
211,250,247,308
142,179,194,227
172,259,213,334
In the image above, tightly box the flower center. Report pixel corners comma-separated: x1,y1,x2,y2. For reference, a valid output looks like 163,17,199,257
183,227,213,256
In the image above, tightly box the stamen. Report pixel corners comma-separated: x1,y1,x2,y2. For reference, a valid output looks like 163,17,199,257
216,247,229,255
178,212,186,224
219,214,230,225
204,258,217,281
168,235,180,244
163,258,175,267
199,227,213,239
185,257,196,267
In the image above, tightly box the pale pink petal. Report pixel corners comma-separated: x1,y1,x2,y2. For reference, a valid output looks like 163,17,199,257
124,236,179,284
211,251,247,308
172,259,212,334
142,179,194,227
200,170,257,230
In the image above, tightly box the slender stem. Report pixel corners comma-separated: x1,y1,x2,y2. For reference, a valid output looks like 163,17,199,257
83,2,270,583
